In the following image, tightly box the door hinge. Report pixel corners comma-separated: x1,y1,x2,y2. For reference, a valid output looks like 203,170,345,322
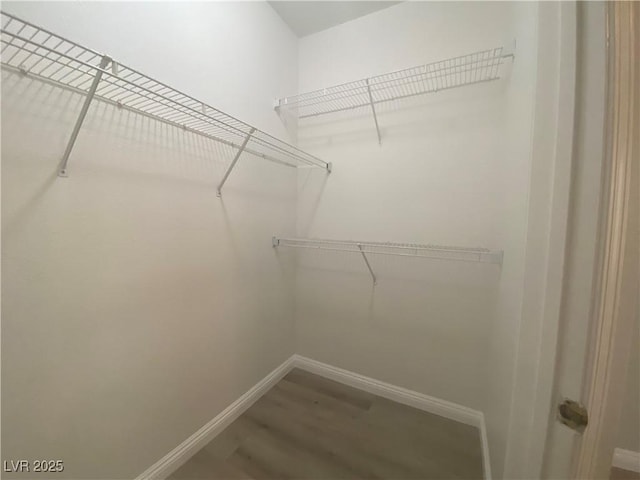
557,398,588,433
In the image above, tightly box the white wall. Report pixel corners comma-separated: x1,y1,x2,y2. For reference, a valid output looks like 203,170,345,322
2,3,577,479
483,3,538,477
2,2,298,139
617,327,640,453
1,2,298,478
616,11,640,453
294,7,538,478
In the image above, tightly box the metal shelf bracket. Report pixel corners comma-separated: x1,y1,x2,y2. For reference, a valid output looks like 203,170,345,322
58,54,111,177
357,243,377,285
216,128,255,197
365,79,382,145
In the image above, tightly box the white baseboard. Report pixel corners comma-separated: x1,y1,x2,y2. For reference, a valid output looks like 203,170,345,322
292,355,480,425
613,448,640,473
291,355,492,480
135,356,296,480
137,354,492,480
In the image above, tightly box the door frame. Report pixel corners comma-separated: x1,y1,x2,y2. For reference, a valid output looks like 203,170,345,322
512,2,638,477
570,2,639,478
503,3,579,478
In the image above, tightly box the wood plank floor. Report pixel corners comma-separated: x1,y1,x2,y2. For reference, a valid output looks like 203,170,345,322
611,467,640,480
169,369,484,479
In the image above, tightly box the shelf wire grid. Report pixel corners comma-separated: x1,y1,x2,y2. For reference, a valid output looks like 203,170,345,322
274,237,503,265
276,47,513,119
0,11,329,170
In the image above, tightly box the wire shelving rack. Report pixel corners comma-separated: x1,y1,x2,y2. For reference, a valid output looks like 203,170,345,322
273,237,503,285
0,11,331,195
275,47,514,144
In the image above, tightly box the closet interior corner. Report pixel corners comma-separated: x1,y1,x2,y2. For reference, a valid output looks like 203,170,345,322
2,2,608,480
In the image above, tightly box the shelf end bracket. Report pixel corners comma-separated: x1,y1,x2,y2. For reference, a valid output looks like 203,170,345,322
58,55,111,177
366,79,382,146
357,244,377,285
216,128,255,197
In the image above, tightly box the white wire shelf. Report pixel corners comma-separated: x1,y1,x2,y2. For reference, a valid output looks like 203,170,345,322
275,47,514,144
273,237,503,285
0,11,331,193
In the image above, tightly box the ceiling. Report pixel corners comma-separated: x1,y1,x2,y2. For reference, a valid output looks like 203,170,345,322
268,1,401,37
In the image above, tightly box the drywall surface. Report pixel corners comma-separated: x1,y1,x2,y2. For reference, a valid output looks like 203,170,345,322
617,326,640,453
483,2,539,477
294,6,537,473
616,15,640,454
1,2,298,478
2,1,297,140
616,7,640,453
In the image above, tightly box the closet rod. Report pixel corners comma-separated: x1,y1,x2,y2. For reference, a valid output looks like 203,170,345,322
275,46,514,126
0,11,331,191
273,237,503,284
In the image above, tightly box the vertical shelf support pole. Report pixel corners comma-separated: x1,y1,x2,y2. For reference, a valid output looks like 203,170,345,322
365,79,382,145
357,244,377,285
58,55,111,177
217,128,255,197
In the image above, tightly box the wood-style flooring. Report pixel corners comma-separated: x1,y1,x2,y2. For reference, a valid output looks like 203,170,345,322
169,368,484,479
611,467,640,480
